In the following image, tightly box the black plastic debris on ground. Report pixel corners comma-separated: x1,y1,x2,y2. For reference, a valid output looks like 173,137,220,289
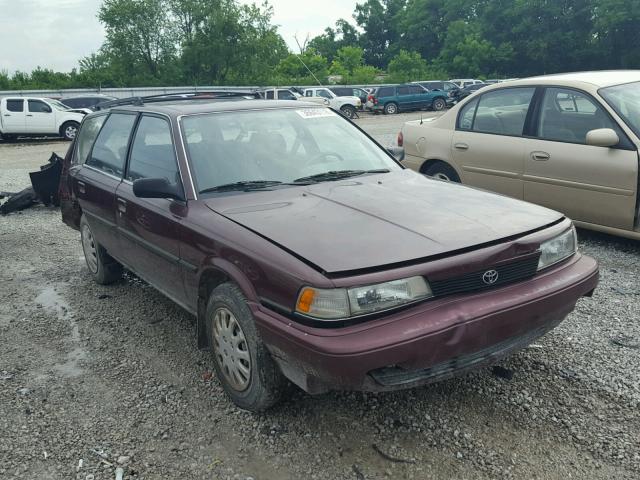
491,365,514,380
0,152,63,215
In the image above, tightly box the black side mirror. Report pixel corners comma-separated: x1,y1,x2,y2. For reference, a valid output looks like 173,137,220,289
133,177,184,201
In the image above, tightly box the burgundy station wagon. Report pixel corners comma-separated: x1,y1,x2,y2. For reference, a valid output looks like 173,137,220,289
59,92,599,411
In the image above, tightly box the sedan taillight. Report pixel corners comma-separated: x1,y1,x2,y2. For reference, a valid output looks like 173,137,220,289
397,131,404,147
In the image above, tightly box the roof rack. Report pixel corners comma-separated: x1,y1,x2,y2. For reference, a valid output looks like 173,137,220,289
94,90,261,111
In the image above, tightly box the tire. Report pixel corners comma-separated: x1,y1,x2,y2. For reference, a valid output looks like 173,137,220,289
206,283,287,412
61,121,80,141
340,105,356,119
384,102,398,115
80,215,122,285
423,161,461,182
1,134,16,142
432,97,446,111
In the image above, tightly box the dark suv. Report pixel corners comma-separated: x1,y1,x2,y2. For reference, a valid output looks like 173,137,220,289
59,92,598,411
367,84,449,114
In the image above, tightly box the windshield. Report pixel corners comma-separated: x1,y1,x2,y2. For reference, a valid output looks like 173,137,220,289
49,99,71,111
600,81,640,138
181,108,401,194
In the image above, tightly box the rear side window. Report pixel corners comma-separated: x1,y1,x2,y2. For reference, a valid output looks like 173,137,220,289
398,86,410,95
266,91,274,99
74,115,107,164
278,90,296,100
468,88,535,136
409,85,424,94
377,87,394,97
86,113,136,177
62,98,82,108
6,99,24,112
127,116,179,183
28,100,52,113
458,98,479,130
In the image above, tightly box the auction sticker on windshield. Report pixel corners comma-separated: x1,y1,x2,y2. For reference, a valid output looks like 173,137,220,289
296,108,337,119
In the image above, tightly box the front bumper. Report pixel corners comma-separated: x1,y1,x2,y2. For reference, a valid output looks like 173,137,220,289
252,253,598,393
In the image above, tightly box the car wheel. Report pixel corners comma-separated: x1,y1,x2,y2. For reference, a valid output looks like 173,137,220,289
61,121,80,141
384,102,398,115
80,214,123,285
424,162,461,182
1,134,16,142
340,105,356,119
432,98,446,111
207,283,287,412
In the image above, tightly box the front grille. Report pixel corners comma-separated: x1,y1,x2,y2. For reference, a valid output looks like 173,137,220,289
429,253,540,297
369,323,555,387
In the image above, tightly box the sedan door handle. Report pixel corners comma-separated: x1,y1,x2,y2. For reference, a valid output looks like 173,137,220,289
454,143,469,151
3,114,10,117
26,114,33,117
531,151,550,161
117,198,127,214
77,181,86,194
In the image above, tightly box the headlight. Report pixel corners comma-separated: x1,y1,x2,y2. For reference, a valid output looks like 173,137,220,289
296,276,433,320
537,227,577,271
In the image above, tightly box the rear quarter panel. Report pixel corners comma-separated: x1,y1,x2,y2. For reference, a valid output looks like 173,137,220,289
401,113,457,175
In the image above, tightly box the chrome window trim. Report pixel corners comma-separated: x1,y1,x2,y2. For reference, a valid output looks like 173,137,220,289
84,163,123,182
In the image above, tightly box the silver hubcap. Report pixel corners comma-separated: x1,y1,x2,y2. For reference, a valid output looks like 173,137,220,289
435,100,444,110
212,307,251,391
81,224,98,273
433,172,451,181
387,105,397,114
65,126,77,139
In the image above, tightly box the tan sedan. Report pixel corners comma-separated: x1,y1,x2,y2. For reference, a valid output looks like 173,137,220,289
400,71,640,240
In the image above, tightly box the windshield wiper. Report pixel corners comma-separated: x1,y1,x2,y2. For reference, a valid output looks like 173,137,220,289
199,180,309,194
294,169,390,184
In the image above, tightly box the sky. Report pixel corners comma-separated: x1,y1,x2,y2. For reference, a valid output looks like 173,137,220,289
0,0,359,74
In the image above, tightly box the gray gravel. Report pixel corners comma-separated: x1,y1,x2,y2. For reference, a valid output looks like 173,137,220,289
1,119,639,479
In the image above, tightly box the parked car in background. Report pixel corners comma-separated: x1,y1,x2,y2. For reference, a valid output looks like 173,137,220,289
0,97,86,141
260,88,300,100
450,79,485,88
59,92,598,411
60,94,118,111
413,81,460,106
302,87,361,118
399,70,640,240
452,83,488,103
367,84,449,114
329,86,368,107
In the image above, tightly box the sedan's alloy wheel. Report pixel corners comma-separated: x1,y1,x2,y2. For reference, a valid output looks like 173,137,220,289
212,307,251,391
432,172,451,181
65,125,78,139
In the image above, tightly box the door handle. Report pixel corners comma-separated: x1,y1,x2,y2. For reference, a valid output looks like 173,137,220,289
454,143,469,151
531,151,550,161
77,181,86,194
3,114,10,117
26,114,33,117
117,198,127,214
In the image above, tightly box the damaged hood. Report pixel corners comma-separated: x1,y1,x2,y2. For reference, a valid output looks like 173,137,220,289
204,170,563,273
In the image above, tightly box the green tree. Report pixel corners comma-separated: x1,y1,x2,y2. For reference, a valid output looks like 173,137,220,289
354,0,406,68
387,50,429,82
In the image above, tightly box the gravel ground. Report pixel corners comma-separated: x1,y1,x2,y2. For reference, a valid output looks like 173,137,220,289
1,116,639,479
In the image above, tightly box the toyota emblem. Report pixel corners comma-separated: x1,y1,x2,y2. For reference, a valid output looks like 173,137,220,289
482,269,499,285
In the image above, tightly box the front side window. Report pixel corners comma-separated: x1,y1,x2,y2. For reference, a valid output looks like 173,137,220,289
127,116,179,183
74,115,107,164
181,108,402,194
28,100,52,113
537,88,618,144
305,90,313,97
6,99,24,112
266,91,274,100
62,98,82,108
86,113,136,177
377,87,394,97
278,90,296,100
470,88,535,136
600,81,640,139
317,90,332,99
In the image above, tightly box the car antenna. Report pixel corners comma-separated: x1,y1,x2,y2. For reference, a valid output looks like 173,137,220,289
420,114,423,125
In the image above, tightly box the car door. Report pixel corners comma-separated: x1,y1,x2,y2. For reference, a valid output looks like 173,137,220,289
75,112,137,254
523,87,638,230
396,85,413,110
451,87,536,199
27,99,56,133
2,99,26,133
409,85,428,109
115,114,188,305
